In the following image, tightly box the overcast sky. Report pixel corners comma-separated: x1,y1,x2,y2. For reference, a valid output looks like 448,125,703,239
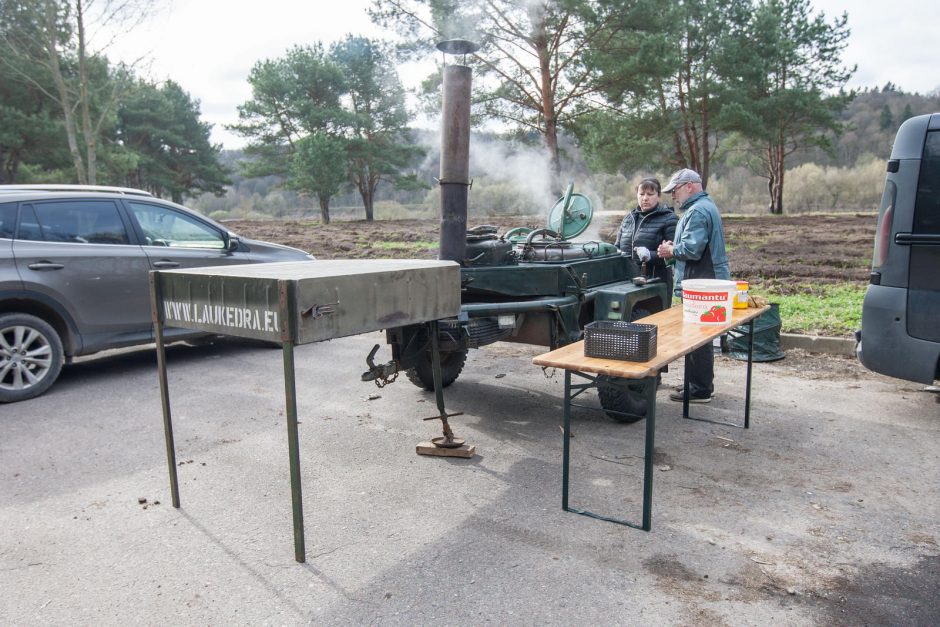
109,0,938,150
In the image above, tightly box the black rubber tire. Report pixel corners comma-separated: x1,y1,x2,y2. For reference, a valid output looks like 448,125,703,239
405,349,469,390
0,313,65,403
598,376,648,423
595,304,654,422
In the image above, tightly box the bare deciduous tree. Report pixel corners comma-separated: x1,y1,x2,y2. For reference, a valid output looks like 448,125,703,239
0,0,153,184
372,0,622,193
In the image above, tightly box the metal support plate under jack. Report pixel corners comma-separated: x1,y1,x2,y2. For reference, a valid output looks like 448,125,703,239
416,319,476,458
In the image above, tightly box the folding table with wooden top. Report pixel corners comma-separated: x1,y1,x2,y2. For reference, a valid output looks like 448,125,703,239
532,305,769,530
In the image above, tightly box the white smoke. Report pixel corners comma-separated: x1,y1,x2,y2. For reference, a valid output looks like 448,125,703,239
417,119,557,213
468,136,555,209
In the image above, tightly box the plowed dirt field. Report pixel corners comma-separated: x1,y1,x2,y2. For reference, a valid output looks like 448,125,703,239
226,212,876,294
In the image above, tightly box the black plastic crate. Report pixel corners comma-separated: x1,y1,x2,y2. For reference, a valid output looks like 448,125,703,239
584,321,657,362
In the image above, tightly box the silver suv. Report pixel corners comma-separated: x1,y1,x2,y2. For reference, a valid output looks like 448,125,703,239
0,185,313,402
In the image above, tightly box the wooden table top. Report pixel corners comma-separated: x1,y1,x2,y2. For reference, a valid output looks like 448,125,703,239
532,305,769,379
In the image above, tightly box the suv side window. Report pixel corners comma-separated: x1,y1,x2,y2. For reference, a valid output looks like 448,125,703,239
0,202,15,238
19,200,129,244
127,201,225,249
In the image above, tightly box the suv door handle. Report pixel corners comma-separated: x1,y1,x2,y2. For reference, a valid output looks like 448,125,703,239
152,260,181,268
27,261,65,271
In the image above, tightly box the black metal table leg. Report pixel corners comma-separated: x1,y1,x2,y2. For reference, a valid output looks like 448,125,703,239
744,318,755,429
682,354,691,419
562,372,657,530
562,370,572,511
683,323,757,429
640,375,657,530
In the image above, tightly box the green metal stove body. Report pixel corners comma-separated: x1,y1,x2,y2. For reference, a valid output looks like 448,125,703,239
369,188,670,390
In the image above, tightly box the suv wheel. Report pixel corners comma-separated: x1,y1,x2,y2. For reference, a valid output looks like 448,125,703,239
0,313,65,403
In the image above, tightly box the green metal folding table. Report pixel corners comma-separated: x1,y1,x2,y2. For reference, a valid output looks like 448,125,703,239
149,259,460,562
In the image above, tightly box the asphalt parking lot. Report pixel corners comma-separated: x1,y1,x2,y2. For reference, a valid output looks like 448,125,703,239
2,333,938,625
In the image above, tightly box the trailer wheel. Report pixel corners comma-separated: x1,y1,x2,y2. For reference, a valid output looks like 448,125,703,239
597,376,648,423
405,349,469,390
0,313,65,403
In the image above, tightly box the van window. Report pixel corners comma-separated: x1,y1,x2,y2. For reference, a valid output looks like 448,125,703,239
913,130,940,235
908,129,940,341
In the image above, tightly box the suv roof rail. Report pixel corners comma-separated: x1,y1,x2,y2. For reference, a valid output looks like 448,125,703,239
0,184,153,197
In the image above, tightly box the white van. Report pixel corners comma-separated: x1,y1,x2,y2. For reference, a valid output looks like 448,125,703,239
857,113,940,383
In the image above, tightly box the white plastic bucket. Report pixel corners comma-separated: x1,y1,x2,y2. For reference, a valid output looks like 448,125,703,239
681,279,737,324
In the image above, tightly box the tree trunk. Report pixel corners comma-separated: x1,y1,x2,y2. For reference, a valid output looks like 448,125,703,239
535,19,561,194
363,189,374,221
1,149,19,183
42,4,86,184
660,89,686,169
318,195,331,225
76,0,96,185
766,139,785,214
356,174,374,221
544,118,561,194
700,91,710,187
353,161,377,222
773,166,784,214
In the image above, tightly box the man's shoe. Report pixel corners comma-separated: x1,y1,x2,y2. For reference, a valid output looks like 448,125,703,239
669,391,712,403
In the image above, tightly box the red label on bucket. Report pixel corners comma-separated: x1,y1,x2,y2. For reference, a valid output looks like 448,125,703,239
683,289,730,302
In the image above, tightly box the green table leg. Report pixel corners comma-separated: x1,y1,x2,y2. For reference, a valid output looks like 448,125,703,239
282,340,305,563
150,273,180,509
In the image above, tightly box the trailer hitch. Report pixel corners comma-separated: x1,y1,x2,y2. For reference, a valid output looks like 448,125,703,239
361,344,400,387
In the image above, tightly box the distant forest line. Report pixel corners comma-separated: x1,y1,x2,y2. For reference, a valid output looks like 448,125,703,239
194,87,939,221
3,0,938,221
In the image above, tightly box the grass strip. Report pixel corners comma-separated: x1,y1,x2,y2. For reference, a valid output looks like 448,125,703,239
764,283,865,337
372,240,438,251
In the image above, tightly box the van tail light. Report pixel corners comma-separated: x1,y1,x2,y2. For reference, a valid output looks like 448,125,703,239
873,203,893,268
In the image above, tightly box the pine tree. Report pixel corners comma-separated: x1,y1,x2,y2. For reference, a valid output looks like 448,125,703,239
901,103,914,124
879,104,894,131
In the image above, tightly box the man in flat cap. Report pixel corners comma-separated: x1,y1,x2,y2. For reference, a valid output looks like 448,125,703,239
657,168,730,403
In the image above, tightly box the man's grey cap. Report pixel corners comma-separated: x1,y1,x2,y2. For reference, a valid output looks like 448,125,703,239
662,168,702,192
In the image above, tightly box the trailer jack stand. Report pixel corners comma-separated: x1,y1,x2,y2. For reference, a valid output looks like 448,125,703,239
416,320,476,458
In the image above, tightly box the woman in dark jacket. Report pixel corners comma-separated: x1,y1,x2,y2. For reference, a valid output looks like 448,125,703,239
614,177,679,300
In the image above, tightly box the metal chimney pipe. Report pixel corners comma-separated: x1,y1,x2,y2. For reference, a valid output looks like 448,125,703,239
438,63,472,264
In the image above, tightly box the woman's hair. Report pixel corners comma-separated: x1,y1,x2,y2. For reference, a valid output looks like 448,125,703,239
636,177,661,194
